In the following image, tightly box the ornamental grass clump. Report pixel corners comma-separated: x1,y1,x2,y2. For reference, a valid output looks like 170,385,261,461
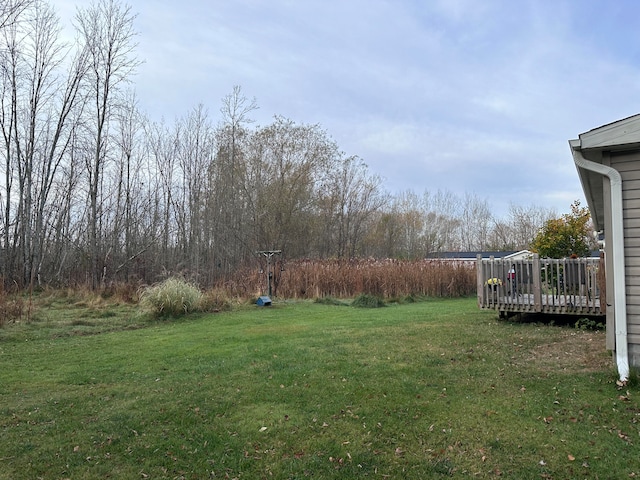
139,277,202,317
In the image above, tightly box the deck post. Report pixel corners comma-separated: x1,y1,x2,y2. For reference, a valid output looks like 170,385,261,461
532,254,542,312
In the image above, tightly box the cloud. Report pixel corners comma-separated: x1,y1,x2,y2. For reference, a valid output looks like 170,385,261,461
48,0,640,218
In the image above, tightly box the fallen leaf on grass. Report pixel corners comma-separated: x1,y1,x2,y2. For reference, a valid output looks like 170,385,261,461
568,454,575,461
618,430,631,442
259,426,267,432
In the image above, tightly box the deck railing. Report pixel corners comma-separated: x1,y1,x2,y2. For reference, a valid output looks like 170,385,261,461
477,254,604,316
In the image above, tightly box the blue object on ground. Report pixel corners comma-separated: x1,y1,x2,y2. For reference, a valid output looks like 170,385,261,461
256,296,272,306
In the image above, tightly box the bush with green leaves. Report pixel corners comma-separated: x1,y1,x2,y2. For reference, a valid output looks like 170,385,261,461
139,278,203,317
575,317,605,331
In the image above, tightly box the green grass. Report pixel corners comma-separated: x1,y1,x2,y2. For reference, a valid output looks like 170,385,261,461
0,297,638,479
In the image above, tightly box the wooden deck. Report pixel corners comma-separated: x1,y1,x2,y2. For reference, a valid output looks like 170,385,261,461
477,254,604,317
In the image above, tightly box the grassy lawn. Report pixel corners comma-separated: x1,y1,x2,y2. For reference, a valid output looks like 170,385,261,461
0,297,638,479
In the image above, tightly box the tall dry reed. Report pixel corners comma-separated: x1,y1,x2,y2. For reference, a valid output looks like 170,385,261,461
218,259,476,299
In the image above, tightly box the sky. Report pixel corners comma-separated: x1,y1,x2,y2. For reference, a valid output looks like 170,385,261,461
51,0,640,218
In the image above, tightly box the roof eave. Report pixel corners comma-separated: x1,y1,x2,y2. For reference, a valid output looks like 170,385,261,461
571,139,606,232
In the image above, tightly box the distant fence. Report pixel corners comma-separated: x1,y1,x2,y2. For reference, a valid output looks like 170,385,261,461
477,254,604,316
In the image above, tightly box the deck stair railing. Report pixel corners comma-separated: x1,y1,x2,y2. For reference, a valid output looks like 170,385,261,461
477,254,603,316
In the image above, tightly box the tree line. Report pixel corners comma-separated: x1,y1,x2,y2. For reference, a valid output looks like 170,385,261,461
0,0,560,291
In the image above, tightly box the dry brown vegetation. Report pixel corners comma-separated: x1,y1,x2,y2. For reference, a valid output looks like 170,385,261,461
519,329,611,373
220,258,476,299
0,284,24,326
0,260,475,323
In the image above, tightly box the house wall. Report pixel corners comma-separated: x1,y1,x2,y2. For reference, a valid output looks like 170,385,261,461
610,150,640,366
602,152,614,351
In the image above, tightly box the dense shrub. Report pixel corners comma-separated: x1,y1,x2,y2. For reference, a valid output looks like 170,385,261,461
575,317,605,331
139,278,203,317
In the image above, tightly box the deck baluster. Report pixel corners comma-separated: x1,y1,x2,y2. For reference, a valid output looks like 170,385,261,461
478,255,602,318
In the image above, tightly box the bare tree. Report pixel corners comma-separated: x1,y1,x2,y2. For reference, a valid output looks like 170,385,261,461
145,118,180,276
485,203,555,251
31,6,89,288
104,89,150,280
323,155,387,258
75,0,139,289
207,86,257,274
0,12,21,281
47,127,84,285
0,0,88,287
174,104,214,279
508,203,555,250
394,190,426,259
0,0,34,31
422,189,462,253
459,192,493,251
205,86,258,274
0,0,573,294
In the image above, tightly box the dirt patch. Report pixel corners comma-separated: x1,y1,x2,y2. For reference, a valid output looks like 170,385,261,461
522,330,612,374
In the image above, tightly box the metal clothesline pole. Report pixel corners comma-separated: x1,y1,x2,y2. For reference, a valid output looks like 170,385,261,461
256,250,282,297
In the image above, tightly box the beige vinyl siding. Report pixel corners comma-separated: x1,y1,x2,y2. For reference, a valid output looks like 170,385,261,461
612,151,640,356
